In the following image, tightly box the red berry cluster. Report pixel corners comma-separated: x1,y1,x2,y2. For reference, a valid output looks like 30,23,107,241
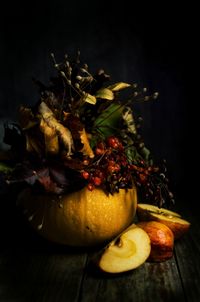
81,136,133,193
80,136,174,206
130,162,159,185
130,159,174,207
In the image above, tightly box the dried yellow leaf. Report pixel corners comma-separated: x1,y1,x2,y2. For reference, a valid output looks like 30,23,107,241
79,128,94,158
107,82,131,92
40,118,59,155
95,88,114,100
83,93,97,105
38,102,74,157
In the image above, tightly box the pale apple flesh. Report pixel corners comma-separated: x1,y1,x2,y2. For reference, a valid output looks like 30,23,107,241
137,221,174,262
97,224,151,273
137,204,190,240
137,204,181,219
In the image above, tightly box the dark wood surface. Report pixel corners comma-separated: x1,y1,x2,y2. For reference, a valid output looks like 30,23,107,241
0,189,199,302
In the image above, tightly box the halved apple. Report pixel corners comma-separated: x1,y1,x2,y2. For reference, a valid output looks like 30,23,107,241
137,221,174,262
137,204,190,239
96,224,151,273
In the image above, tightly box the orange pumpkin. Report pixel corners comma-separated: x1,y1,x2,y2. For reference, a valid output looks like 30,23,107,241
18,186,137,246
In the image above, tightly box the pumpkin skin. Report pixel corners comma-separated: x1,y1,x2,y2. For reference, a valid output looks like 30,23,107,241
18,186,137,246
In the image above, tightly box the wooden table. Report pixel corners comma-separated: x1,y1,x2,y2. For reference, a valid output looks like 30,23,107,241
0,188,199,302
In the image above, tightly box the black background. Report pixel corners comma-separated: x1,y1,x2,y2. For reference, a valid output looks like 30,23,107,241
0,1,197,205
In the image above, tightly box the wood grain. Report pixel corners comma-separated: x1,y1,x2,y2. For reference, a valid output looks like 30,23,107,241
174,205,200,302
0,248,87,302
79,255,185,302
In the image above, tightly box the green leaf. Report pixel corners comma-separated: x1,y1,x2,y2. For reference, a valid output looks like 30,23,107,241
107,82,131,92
140,146,152,163
83,93,96,105
126,146,138,162
0,162,14,174
95,88,114,100
93,103,124,138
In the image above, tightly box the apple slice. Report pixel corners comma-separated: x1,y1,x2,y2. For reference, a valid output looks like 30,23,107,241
137,203,181,219
137,204,190,239
96,224,151,273
137,221,174,262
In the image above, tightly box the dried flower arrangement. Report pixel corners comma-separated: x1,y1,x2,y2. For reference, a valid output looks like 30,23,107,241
1,50,188,258
0,51,174,208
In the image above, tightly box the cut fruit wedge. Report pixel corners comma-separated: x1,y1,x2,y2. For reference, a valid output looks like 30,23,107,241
137,204,190,239
137,203,181,218
96,224,151,273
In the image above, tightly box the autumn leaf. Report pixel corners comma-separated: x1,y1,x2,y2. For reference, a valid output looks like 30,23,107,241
19,106,37,130
40,118,59,155
107,82,131,92
122,106,137,134
79,128,94,158
83,92,97,105
38,102,74,157
95,88,114,100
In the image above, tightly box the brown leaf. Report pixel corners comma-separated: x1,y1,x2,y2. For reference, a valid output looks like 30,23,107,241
25,134,43,156
19,106,37,130
38,174,63,194
79,128,94,158
64,114,94,158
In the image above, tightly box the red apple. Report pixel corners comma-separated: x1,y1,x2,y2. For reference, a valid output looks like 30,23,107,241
137,221,174,262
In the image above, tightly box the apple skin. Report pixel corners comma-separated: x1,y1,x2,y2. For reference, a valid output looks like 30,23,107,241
137,221,174,262
137,204,190,240
95,224,151,273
